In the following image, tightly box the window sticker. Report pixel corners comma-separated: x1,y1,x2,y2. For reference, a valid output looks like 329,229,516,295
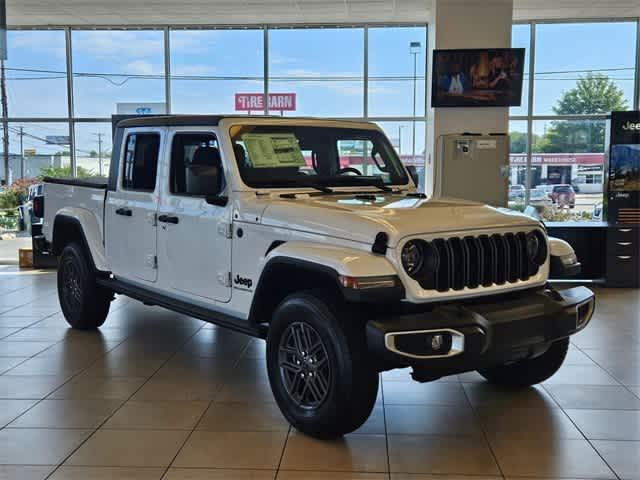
241,133,305,168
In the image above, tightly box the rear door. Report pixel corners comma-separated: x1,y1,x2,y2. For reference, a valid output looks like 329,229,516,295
105,127,165,283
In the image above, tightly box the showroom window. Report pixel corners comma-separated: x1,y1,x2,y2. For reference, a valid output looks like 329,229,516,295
3,24,429,183
72,29,166,118
268,26,365,117
5,123,72,182
74,123,113,178
5,30,68,118
368,26,427,118
170,29,264,114
509,20,639,222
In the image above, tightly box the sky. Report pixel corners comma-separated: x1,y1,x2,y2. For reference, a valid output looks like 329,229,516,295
4,21,638,169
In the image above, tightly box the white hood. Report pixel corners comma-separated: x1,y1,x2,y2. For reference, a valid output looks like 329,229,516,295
259,193,541,247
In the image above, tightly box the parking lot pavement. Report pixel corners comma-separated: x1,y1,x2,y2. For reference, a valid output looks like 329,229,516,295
0,236,32,265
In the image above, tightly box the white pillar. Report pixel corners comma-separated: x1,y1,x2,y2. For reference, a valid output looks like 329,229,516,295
425,0,514,197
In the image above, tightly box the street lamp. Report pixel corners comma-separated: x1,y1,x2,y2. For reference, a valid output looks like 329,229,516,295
398,125,404,156
409,41,421,164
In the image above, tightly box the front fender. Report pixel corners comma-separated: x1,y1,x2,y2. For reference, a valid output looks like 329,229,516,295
53,207,108,272
548,236,581,277
264,241,397,278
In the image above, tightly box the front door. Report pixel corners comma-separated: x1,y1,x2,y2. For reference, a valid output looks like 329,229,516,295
105,128,165,283
156,129,232,302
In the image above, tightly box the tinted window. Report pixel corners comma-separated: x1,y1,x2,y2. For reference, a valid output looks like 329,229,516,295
122,133,160,191
170,133,224,196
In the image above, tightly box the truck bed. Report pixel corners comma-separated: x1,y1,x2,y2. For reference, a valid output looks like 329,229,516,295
42,177,108,246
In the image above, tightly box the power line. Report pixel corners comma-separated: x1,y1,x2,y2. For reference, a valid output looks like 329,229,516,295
7,126,95,156
5,65,635,85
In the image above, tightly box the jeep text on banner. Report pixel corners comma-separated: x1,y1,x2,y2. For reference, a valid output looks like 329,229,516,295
235,93,296,112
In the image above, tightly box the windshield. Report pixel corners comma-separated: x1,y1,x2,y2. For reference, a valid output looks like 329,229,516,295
531,190,545,198
229,124,409,189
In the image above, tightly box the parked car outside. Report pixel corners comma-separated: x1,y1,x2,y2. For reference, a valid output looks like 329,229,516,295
508,184,525,200
550,184,576,208
529,188,552,208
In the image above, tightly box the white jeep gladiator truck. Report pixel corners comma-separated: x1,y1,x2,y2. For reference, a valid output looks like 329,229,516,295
37,115,594,438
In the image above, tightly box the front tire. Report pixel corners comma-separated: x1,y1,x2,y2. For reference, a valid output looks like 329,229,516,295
266,292,379,438
58,242,112,329
478,337,569,387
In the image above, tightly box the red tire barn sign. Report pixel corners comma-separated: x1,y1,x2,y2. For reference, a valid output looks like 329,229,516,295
235,93,296,112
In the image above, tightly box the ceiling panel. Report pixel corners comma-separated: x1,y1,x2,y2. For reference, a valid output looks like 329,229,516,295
6,0,639,26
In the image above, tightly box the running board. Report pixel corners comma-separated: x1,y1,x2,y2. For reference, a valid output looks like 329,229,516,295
97,277,267,338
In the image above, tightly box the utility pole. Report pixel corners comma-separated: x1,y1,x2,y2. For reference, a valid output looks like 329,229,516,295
409,41,421,166
1,59,8,185
18,126,24,179
93,132,104,176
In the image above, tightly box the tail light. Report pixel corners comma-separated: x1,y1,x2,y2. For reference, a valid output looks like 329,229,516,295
32,195,44,218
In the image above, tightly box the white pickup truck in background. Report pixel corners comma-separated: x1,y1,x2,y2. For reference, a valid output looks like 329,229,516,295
36,115,594,438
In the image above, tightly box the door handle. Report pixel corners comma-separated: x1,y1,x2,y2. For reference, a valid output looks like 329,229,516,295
158,214,179,224
115,208,132,217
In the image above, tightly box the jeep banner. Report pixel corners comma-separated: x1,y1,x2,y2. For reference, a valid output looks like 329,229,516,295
235,93,296,112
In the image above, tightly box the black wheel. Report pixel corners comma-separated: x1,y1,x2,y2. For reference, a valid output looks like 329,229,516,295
58,242,112,329
266,292,379,438
478,337,569,387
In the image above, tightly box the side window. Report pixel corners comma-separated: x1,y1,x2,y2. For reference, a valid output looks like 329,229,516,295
122,133,160,191
170,133,224,197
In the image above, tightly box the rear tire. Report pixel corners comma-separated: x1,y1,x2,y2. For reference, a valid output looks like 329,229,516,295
478,337,569,387
266,292,379,438
58,242,112,329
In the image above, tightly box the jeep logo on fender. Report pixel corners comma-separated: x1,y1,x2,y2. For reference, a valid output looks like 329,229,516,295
622,121,640,131
233,274,253,289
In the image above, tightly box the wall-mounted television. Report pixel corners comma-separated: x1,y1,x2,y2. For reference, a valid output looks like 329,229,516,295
431,48,525,107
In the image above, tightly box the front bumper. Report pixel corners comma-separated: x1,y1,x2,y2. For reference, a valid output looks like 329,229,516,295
366,286,594,381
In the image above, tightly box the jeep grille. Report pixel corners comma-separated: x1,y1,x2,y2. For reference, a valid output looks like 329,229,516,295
413,232,543,292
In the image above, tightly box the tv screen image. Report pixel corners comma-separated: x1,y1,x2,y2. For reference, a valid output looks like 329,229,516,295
610,144,640,192
431,48,525,107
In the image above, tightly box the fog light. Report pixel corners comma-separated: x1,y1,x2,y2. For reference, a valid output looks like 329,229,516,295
385,329,465,359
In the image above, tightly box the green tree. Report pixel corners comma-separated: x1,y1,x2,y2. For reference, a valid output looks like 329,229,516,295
510,131,542,154
552,73,627,115
509,131,528,154
535,74,628,154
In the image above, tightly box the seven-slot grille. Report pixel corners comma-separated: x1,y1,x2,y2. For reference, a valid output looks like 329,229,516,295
410,232,543,292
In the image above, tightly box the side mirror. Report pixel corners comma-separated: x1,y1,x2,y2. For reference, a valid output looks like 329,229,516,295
205,195,228,207
406,165,419,186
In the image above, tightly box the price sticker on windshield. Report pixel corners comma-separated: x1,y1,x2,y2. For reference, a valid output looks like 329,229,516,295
241,133,305,168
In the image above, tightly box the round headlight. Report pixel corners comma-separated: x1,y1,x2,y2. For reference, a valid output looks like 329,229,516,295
526,230,547,266
401,240,424,277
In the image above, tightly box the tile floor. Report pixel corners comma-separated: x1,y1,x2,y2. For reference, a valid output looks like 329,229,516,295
0,266,639,480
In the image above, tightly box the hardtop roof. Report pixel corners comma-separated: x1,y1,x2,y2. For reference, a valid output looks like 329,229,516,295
115,115,375,129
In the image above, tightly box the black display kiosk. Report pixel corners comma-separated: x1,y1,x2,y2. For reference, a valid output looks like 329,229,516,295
605,111,640,287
